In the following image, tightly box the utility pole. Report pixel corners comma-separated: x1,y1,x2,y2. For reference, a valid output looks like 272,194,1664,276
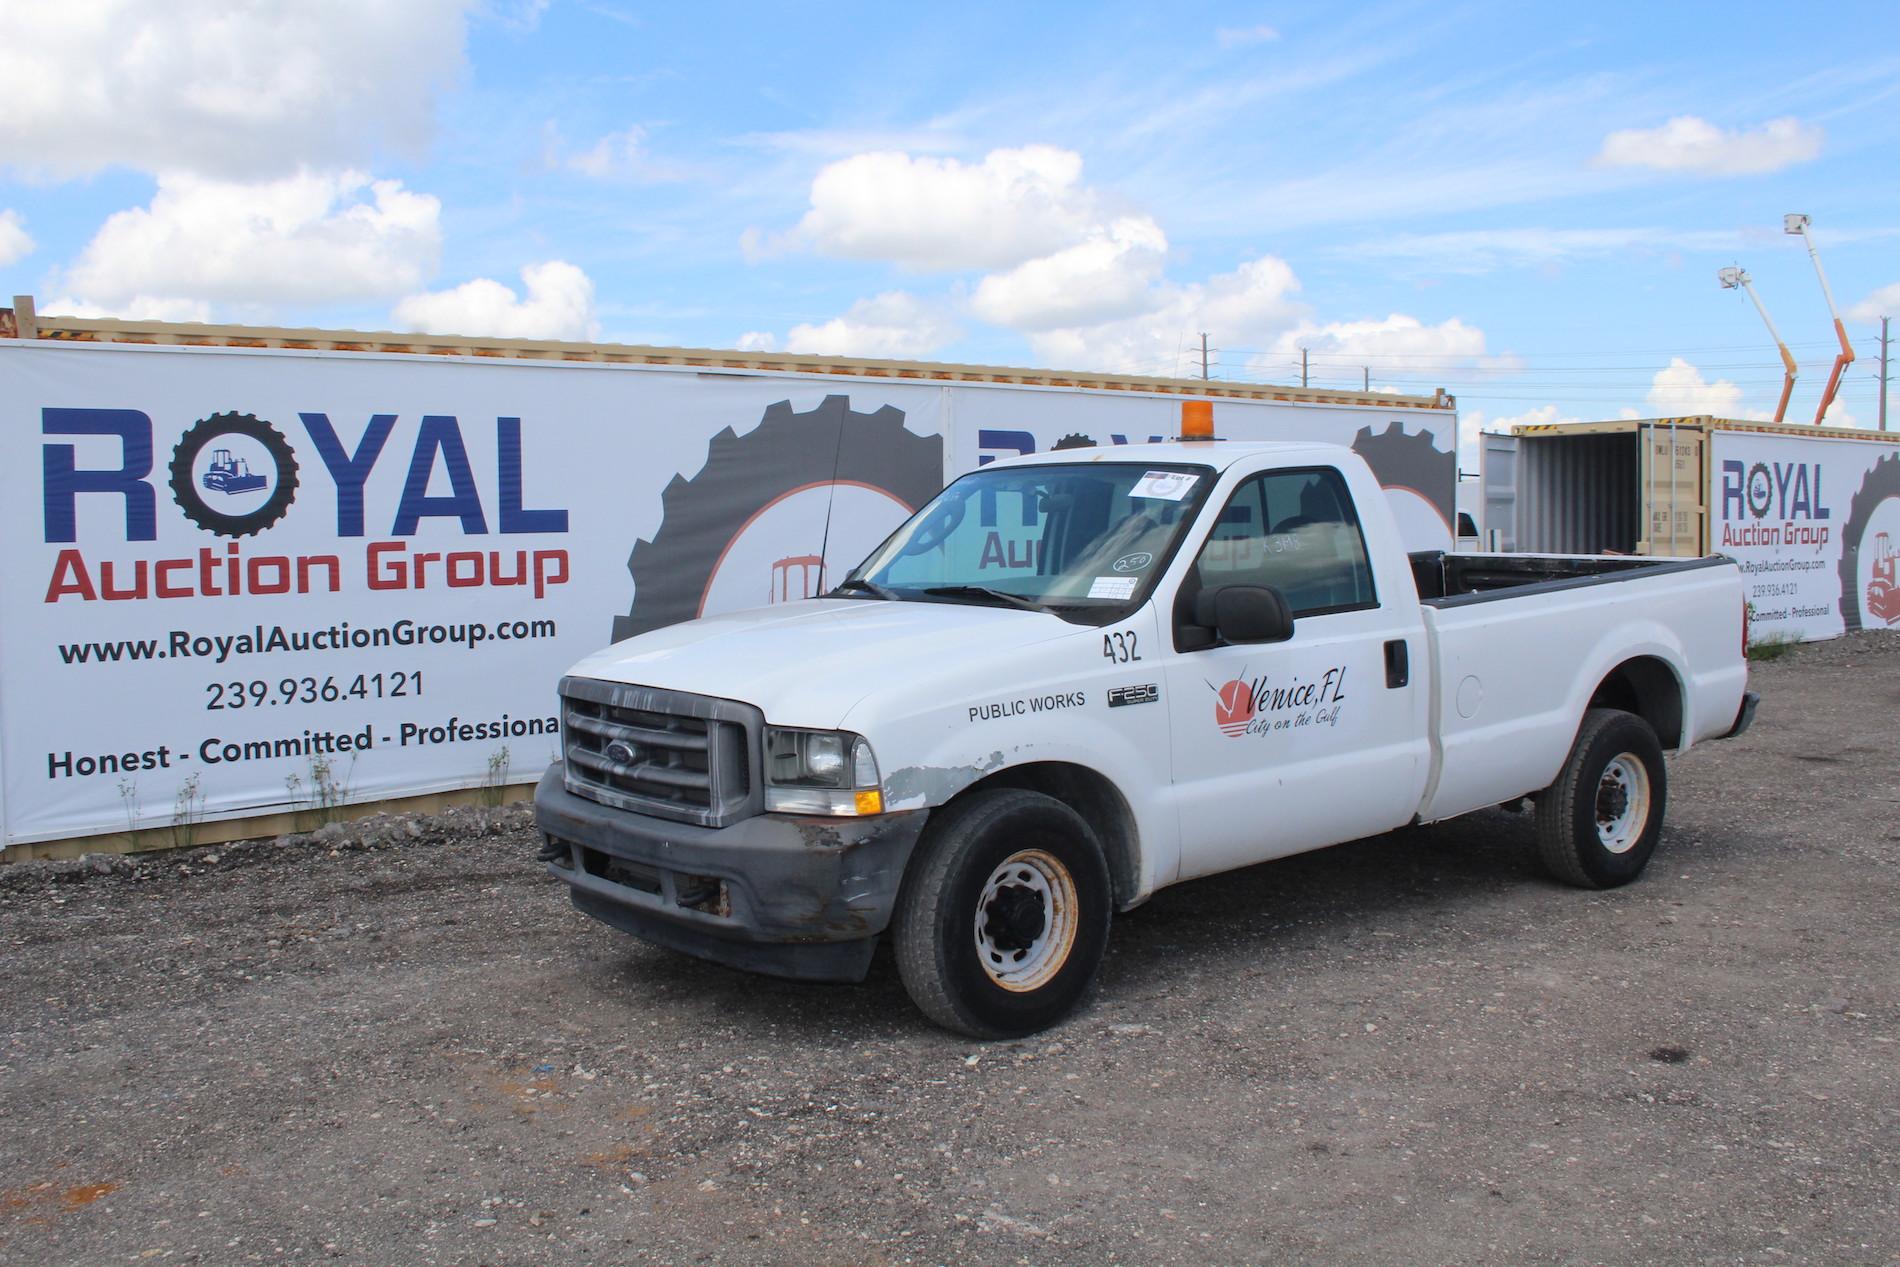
1363,366,1369,392
1881,316,1891,432
1198,332,1211,381
1301,347,1308,388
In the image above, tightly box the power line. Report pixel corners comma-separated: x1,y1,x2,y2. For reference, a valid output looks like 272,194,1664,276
1214,337,1858,360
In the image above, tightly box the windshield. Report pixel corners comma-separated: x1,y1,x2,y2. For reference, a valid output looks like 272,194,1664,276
842,461,1213,619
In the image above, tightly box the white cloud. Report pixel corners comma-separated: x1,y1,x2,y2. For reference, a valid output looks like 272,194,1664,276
0,209,32,266
1334,226,1745,274
1595,115,1822,176
1026,255,1306,374
735,331,779,353
1820,396,1859,428
61,170,441,309
1217,23,1280,47
783,292,959,359
1260,312,1515,461
395,260,599,341
768,145,1103,271
569,127,649,179
1457,404,1580,467
1256,312,1514,400
0,1,471,180
1269,312,1490,362
970,216,1169,330
1646,357,1770,420
41,295,212,323
1846,281,1900,324
557,125,688,183
735,126,968,161
488,0,552,30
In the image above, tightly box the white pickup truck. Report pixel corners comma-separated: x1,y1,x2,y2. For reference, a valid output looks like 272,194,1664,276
535,437,1757,1037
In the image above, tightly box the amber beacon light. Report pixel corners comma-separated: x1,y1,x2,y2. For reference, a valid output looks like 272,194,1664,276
1181,399,1215,440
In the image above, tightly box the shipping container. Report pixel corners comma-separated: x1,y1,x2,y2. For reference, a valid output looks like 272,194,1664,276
1486,416,1900,643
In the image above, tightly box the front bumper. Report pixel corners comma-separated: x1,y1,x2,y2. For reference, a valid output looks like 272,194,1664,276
533,765,928,982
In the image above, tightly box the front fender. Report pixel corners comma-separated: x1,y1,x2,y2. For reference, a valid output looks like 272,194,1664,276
841,609,1180,901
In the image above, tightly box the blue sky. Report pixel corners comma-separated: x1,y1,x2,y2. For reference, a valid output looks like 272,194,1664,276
2,1,1896,453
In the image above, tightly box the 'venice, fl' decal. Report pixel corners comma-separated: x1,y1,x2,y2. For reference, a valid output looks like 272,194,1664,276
1209,665,1349,738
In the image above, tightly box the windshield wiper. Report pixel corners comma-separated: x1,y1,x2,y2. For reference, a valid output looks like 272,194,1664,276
921,585,1047,611
831,577,899,600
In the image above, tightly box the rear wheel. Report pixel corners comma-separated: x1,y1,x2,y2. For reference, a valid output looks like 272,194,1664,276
1534,708,1667,888
893,789,1111,1038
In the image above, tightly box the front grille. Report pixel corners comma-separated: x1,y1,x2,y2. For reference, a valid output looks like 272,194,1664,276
559,677,761,826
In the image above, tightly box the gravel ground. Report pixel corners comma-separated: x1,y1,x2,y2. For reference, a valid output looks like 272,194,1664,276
2,633,1896,1266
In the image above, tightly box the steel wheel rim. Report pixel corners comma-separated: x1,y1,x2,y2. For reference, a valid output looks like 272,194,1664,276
1595,754,1650,854
974,848,1078,992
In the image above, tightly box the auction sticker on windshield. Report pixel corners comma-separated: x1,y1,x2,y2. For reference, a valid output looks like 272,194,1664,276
1130,471,1198,501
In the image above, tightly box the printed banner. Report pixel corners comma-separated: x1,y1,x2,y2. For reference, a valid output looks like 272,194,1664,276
0,341,1456,844
1710,429,1900,643
1,343,948,843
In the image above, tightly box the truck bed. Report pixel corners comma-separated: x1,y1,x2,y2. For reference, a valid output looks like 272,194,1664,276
1408,550,1729,606
1411,551,1748,827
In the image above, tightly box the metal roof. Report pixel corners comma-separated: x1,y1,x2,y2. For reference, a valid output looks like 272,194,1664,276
2,293,1453,413
1513,414,1897,443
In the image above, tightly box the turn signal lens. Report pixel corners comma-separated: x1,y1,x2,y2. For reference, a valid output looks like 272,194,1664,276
854,789,884,816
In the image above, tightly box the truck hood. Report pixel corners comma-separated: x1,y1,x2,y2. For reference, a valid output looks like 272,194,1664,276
562,599,1079,728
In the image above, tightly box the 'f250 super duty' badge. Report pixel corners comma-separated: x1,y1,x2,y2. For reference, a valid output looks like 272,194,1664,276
1107,684,1159,708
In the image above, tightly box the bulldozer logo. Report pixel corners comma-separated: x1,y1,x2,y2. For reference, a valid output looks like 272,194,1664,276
1839,452,1900,632
202,449,267,495
167,412,300,538
1866,532,1899,626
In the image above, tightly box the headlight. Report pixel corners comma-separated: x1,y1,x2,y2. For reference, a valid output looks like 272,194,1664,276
763,727,883,815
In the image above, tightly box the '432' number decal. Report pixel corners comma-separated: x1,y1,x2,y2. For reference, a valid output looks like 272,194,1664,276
1102,630,1140,663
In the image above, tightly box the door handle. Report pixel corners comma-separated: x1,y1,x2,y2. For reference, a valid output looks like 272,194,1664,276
1384,639,1409,689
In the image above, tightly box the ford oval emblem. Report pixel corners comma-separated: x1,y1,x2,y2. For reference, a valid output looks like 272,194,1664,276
605,740,638,765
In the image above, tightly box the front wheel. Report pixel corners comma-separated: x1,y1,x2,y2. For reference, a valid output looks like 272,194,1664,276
893,789,1111,1038
1534,708,1667,888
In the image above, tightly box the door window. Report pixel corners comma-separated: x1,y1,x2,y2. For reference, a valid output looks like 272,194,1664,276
1188,468,1377,618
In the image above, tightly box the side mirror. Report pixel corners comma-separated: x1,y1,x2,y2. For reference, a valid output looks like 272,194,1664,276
1195,584,1293,644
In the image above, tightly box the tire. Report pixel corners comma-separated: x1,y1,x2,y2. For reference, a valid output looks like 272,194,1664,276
893,789,1112,1039
1534,708,1667,889
167,411,301,537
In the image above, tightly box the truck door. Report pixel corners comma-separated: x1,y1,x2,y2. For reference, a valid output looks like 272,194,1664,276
1162,465,1430,880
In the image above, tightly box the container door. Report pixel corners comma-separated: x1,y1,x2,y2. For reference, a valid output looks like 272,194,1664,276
1480,433,1517,551
1639,422,1705,557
